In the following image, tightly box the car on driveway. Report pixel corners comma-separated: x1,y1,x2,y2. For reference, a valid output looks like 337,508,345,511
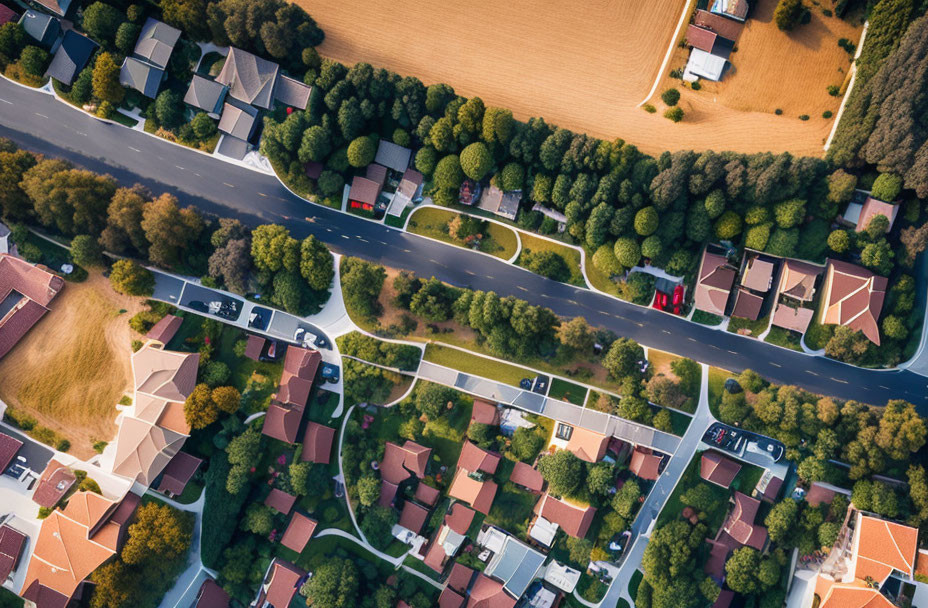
294,327,329,349
321,363,340,384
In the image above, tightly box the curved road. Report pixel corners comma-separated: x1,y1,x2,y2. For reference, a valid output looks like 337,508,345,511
0,78,925,409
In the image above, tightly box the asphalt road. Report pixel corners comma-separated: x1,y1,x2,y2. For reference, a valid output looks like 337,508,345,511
1,78,925,409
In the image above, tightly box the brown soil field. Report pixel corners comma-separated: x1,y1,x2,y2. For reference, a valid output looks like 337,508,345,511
0,272,144,458
297,0,860,156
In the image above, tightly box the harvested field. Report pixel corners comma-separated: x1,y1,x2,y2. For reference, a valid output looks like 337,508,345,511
667,0,863,118
0,273,144,458
297,0,857,156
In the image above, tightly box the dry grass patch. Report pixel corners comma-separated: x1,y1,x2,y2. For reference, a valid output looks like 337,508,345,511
0,272,143,458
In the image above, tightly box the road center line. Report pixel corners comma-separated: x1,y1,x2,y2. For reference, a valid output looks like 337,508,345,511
806,370,819,376
175,165,184,170
34,112,48,118
770,362,782,368
257,192,267,197
831,377,848,384
128,146,140,152
223,182,235,188
0,98,12,104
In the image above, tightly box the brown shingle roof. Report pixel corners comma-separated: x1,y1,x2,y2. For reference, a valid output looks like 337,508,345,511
722,492,767,550
565,427,609,463
533,493,596,538
447,562,475,593
349,176,382,206
508,462,544,493
778,260,822,302
470,400,500,426
771,304,814,333
244,334,265,361
457,441,501,474
694,251,735,316
194,579,230,608
273,75,312,110
380,441,431,484
444,503,476,535
145,314,182,344
731,288,764,321
398,501,430,534
468,573,517,608
265,488,297,515
856,197,898,234
259,559,306,608
703,538,730,581
0,431,23,475
156,450,202,496
0,254,64,359
262,402,303,444
0,524,26,582
280,512,317,553
822,259,887,345
741,258,774,292
439,587,466,608
379,480,399,508
215,47,279,109
699,451,741,488
448,470,497,515
279,346,321,406
415,482,441,506
300,422,335,464
629,447,662,481
686,24,717,52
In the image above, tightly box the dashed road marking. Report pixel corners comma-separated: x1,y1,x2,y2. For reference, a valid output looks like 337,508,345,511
34,112,48,118
0,98,12,104
464,270,476,276
806,370,819,376
687,337,697,342
257,192,268,197
517,286,528,292
879,385,890,390
175,165,185,170
831,377,848,384
128,146,141,152
770,362,782,368
727,350,738,355
358,238,369,243
223,182,235,188
341,235,350,240
661,329,671,334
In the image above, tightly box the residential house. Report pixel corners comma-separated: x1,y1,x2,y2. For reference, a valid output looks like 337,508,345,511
448,442,500,514
0,253,64,360
0,523,26,583
694,250,736,316
414,482,441,507
477,185,521,221
718,491,767,551
145,313,182,345
694,9,744,40
261,346,321,444
438,562,472,607
265,488,297,515
374,140,412,174
565,426,609,463
243,334,266,361
508,462,543,493
629,447,663,481
31,0,71,17
45,30,98,86
467,573,518,608
770,259,822,334
532,492,595,539
479,526,545,599
0,4,18,27
154,450,202,498
119,18,179,98
756,470,784,503
699,451,741,489
386,168,424,218
0,431,23,474
422,522,467,574
21,490,140,607
741,257,774,292
855,197,899,234
348,176,383,214
444,503,476,535
19,10,59,48
731,288,764,321
31,459,75,508
218,101,259,141
820,259,887,345
398,501,430,535
280,512,317,553
109,343,199,486
192,578,231,608
710,0,749,21
272,75,312,110
379,440,431,507
184,74,229,117
251,558,306,608
119,56,164,98
470,400,500,426
216,47,280,110
300,422,335,464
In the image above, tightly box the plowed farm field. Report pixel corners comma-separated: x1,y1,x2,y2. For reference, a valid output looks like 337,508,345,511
297,0,862,156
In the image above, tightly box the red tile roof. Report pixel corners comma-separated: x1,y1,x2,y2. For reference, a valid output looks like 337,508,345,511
423,533,449,573
278,346,321,407
771,303,815,333
508,462,544,493
280,512,317,554
457,441,501,474
244,334,266,361
349,176,382,206
379,480,399,508
856,197,898,234
722,492,767,550
300,422,335,464
806,482,846,507
31,459,75,508
0,431,23,474
686,24,717,52
261,401,304,444
470,400,500,426
145,314,182,344
380,441,431,484
694,251,735,316
694,9,744,40
854,515,918,583
629,447,662,481
0,255,64,358
0,4,18,26
731,289,764,321
700,451,741,489
265,488,297,515
439,587,466,608
194,579,230,608
445,503,476,535
398,501,430,534
533,493,596,539
0,524,26,582
822,259,888,345
156,450,202,496
566,427,610,463
468,573,516,608
415,482,441,506
703,538,729,581
260,559,306,608
448,470,497,515
447,562,475,593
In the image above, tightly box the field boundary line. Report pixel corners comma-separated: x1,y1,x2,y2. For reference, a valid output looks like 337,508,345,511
824,19,869,151
635,0,696,107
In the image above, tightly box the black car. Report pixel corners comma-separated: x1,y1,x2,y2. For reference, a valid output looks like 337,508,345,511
321,363,340,384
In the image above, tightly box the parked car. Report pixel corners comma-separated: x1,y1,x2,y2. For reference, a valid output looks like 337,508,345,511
321,363,340,384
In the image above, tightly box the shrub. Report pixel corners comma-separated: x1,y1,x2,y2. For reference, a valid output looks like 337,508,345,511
775,108,783,115
460,142,493,181
827,85,840,96
870,173,902,201
691,81,702,90
346,136,376,167
109,260,154,296
823,110,833,118
18,45,49,77
799,114,810,121
643,104,657,113
661,88,680,106
775,0,803,30
664,107,684,122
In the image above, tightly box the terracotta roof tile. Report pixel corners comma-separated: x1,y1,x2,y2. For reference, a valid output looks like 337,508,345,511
244,334,265,361
380,441,431,484
398,501,430,534
447,562,475,593
508,462,544,493
145,314,182,344
457,441,501,474
194,579,230,608
470,400,500,426
694,9,744,40
265,488,297,515
856,198,898,234
468,573,517,608
156,450,202,496
629,447,662,481
533,493,596,538
448,470,497,515
280,512,317,554
0,524,26,582
722,492,767,550
700,451,741,489
444,503,476,535
686,24,717,52
854,515,917,582
771,304,814,333
0,431,23,475
415,482,441,506
565,427,609,463
822,260,887,345
261,559,306,608
300,422,335,464
778,260,822,302
731,288,764,321
438,587,466,608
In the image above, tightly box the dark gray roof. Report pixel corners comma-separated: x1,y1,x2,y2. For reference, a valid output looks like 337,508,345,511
45,30,97,85
217,101,258,140
133,17,180,69
184,75,228,115
273,75,311,110
19,10,60,48
374,140,412,173
119,56,163,98
215,47,279,110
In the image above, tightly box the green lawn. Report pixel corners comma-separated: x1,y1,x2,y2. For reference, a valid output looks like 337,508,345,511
647,348,682,371
407,207,518,259
174,480,203,505
692,310,724,326
403,555,443,582
112,111,139,127
669,410,692,436
707,366,733,420
294,533,395,576
0,587,23,608
765,326,804,351
308,389,340,424
486,481,537,540
423,343,533,387
384,206,413,228
727,314,770,338
549,377,587,405
629,570,643,598
422,396,473,467
516,233,585,286
583,246,620,296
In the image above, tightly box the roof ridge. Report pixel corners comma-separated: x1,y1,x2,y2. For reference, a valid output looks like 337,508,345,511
883,520,913,573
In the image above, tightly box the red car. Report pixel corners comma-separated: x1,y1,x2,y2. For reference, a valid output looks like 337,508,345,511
672,285,684,306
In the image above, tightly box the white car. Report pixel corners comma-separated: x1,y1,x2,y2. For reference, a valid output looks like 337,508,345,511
294,327,317,348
